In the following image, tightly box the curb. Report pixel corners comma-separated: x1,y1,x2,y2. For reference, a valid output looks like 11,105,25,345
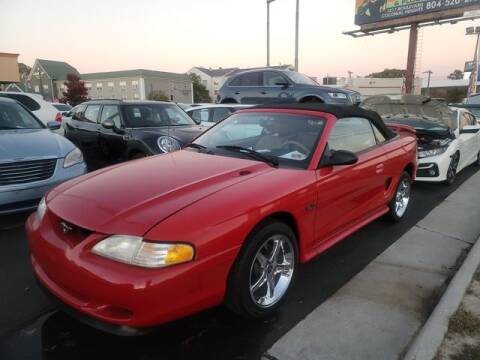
403,235,480,360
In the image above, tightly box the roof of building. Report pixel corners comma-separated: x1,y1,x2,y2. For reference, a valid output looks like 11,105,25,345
81,69,190,81
37,59,80,80
194,67,239,77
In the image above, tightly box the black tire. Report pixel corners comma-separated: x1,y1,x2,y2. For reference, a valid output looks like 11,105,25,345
225,220,298,318
386,172,412,223
444,152,460,186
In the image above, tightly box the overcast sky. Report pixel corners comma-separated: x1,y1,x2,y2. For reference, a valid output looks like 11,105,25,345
0,0,478,79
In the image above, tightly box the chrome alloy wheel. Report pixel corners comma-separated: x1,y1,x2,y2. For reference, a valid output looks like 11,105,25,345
395,177,411,218
249,235,295,308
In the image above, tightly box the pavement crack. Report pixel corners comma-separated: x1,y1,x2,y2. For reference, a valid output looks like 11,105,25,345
414,224,475,245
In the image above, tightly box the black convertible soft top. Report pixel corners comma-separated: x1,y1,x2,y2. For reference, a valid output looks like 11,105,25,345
252,103,397,140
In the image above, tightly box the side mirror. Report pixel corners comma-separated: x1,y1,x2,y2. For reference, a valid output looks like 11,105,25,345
321,150,358,167
47,121,61,131
102,119,114,129
460,125,480,134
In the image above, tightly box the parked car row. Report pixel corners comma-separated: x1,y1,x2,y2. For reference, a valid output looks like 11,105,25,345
2,85,480,337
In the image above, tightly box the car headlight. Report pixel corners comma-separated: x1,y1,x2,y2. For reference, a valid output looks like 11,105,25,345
63,148,84,168
328,92,348,99
92,235,195,268
418,147,448,159
157,136,181,153
36,197,47,222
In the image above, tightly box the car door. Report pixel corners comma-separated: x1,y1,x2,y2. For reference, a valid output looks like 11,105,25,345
314,117,389,245
262,71,295,104
458,111,480,169
98,105,127,162
230,72,264,104
75,104,102,160
64,104,86,146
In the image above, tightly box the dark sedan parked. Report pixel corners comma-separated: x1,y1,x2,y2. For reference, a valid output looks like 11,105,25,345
64,100,207,168
217,68,361,105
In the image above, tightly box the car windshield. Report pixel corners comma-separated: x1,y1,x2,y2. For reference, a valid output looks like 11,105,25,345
285,71,318,86
193,112,326,168
385,117,450,134
0,102,44,130
123,104,196,128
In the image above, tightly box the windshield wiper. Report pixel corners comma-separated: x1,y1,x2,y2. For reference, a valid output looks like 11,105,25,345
184,143,213,154
216,145,279,167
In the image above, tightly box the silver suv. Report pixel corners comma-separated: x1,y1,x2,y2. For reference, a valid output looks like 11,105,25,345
217,69,360,105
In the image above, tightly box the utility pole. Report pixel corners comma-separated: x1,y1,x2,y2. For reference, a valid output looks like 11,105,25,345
467,26,480,97
294,0,300,71
405,23,418,95
423,70,433,96
267,0,276,67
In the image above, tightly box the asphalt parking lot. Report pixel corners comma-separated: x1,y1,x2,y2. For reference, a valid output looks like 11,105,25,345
0,165,479,360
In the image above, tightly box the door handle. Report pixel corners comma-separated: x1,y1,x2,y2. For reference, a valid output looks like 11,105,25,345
261,91,267,95
235,92,240,95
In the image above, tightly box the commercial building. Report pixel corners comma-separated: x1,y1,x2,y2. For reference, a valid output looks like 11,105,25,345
81,69,193,103
0,52,20,89
27,59,80,101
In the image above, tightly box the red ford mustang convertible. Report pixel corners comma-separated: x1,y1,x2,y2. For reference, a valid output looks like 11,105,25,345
26,104,417,335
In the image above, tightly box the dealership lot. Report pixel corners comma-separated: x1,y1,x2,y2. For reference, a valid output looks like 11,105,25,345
0,165,478,360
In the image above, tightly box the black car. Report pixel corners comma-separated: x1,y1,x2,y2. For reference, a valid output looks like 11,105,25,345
217,68,361,105
64,100,207,168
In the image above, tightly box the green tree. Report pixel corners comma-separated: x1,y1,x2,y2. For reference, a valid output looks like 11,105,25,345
61,74,89,106
368,69,406,78
189,73,212,103
148,90,170,101
447,69,464,80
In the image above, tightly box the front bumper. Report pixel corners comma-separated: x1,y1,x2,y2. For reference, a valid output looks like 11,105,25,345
26,212,237,331
415,153,452,182
0,160,87,215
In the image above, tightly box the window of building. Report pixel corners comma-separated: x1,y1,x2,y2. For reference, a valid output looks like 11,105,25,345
85,83,92,89
43,84,49,90
108,82,114,87
34,85,39,92
132,80,139,89
96,83,103,88
120,81,126,87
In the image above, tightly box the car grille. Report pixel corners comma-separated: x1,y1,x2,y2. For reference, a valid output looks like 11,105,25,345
0,159,57,186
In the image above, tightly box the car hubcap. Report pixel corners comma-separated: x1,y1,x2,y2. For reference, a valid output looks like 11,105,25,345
395,178,411,218
249,235,294,308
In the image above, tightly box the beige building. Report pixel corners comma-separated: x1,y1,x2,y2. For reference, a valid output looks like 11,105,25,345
332,77,421,98
81,69,193,103
0,52,20,86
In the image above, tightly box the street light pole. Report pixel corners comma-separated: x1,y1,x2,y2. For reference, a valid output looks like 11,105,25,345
467,26,480,97
294,0,299,71
267,0,276,67
423,70,433,96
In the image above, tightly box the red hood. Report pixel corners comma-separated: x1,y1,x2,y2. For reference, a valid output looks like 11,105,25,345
46,151,273,235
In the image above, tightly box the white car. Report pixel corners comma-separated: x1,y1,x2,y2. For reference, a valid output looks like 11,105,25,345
363,95,480,185
0,92,64,134
185,104,254,127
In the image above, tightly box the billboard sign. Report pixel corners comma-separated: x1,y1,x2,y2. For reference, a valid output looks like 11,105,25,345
355,0,480,26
